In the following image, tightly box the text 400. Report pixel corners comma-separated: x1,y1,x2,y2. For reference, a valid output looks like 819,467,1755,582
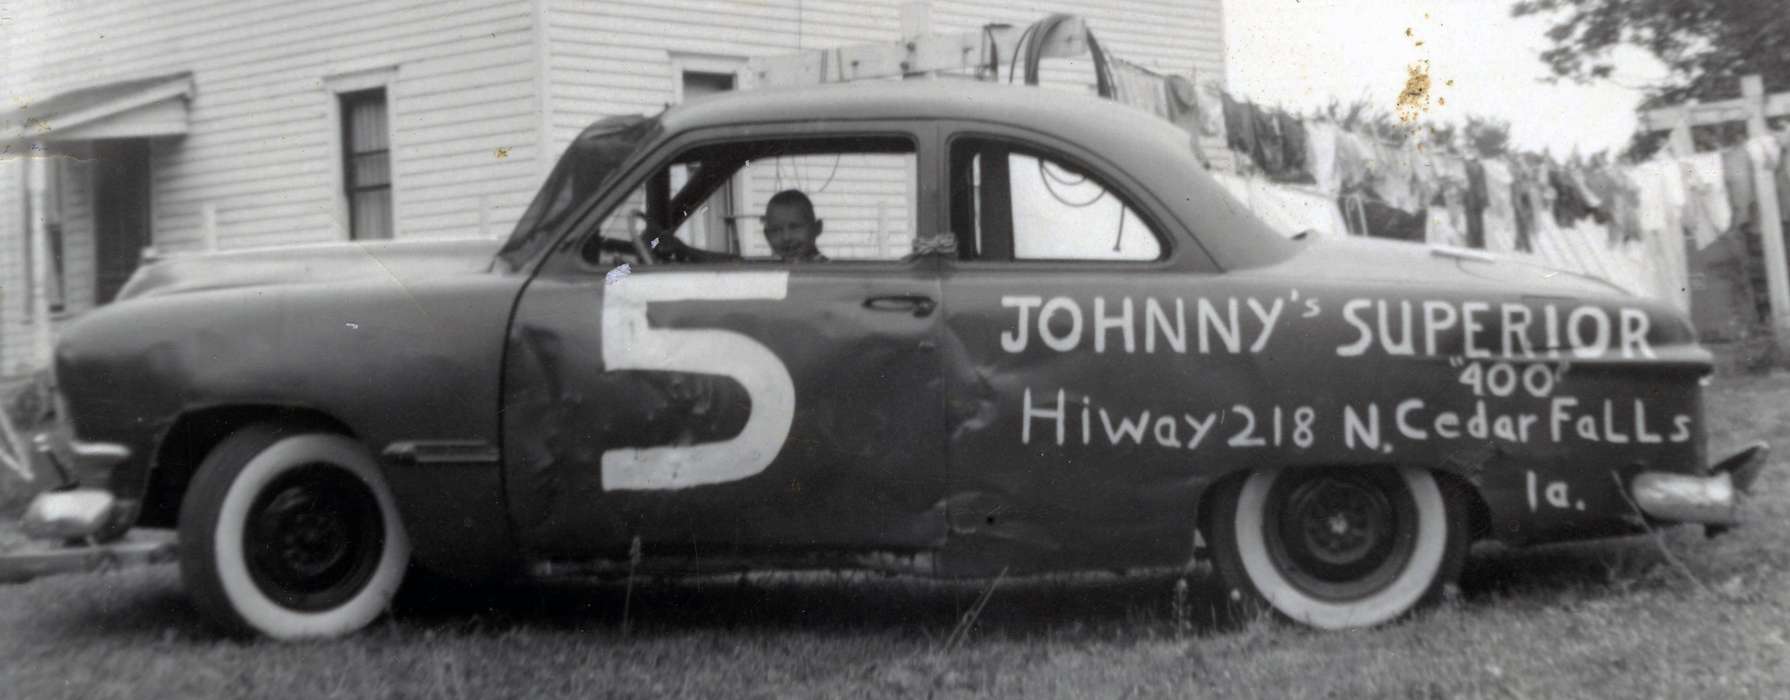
1457,360,1560,398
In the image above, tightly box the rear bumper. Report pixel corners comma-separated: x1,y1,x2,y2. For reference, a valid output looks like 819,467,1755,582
1630,441,1770,527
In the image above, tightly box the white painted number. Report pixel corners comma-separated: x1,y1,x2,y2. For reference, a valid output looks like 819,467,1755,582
600,271,795,491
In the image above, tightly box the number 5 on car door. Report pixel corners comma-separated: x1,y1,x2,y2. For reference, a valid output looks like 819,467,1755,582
600,271,795,490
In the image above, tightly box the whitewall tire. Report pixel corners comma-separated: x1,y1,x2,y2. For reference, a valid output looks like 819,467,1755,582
1208,466,1466,630
178,425,410,639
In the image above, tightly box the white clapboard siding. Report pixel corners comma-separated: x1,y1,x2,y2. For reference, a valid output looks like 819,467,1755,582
545,0,909,151
8,0,543,252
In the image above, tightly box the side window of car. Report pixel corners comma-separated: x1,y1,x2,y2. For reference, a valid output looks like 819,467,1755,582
949,138,1164,262
582,137,918,266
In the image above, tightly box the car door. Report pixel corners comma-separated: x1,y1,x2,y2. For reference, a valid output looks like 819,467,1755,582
501,125,950,560
934,129,1268,570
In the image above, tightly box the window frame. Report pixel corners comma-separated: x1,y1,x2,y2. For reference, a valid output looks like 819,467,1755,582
539,121,939,276
339,87,393,241
940,125,1214,273
323,66,399,242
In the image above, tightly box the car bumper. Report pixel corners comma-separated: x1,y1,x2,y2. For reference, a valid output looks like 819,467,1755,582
19,437,138,541
1630,441,1770,527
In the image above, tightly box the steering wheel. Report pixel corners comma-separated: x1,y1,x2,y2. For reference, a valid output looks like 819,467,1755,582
626,209,659,265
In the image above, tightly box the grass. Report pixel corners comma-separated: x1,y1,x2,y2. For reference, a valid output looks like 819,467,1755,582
2,375,1789,698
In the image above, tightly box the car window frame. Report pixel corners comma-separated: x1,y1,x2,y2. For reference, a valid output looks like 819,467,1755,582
937,123,1219,275
537,120,939,277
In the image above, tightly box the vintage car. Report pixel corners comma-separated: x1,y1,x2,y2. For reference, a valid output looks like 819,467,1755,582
24,81,1769,639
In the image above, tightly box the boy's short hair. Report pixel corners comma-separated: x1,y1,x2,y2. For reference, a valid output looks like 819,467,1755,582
766,189,816,221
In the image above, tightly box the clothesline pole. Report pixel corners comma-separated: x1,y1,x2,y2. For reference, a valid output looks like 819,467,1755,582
1741,75,1790,349
1645,75,1790,355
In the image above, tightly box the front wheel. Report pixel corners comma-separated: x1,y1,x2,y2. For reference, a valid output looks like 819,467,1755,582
1207,466,1466,629
178,425,410,639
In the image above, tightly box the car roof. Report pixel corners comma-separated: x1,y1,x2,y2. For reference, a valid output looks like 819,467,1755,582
663,79,1184,147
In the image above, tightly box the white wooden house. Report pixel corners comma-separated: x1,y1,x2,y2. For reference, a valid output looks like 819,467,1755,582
1,0,1224,377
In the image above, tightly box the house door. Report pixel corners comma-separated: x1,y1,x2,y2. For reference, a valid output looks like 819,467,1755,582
92,139,152,304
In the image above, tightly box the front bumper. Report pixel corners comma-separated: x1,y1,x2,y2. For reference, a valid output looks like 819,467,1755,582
19,436,137,542
1630,441,1770,527
21,488,131,541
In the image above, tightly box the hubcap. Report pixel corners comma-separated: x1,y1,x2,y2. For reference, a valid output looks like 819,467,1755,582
1262,468,1418,602
244,464,384,611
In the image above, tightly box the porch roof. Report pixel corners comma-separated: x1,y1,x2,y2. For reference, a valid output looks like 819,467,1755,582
4,72,195,144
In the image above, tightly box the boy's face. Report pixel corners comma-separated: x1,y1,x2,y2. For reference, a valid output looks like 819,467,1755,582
762,204,821,258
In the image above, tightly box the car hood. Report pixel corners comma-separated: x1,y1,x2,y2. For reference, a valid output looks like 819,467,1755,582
116,237,504,301
1256,236,1634,299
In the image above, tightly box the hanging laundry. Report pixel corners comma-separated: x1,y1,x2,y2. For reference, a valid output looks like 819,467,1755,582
1480,158,1519,253
1464,159,1489,249
1549,167,1601,225
1628,159,1691,311
1196,81,1229,142
1333,130,1376,191
1413,151,1460,213
1586,165,1641,244
1508,159,1541,253
1746,133,1782,174
1428,154,1471,237
1425,205,1466,247
1250,104,1287,176
1723,145,1756,231
1568,167,1611,223
1160,76,1213,166
1276,111,1310,184
1679,152,1731,249
1741,133,1787,226
1304,121,1341,194
1221,93,1257,167
1372,140,1422,213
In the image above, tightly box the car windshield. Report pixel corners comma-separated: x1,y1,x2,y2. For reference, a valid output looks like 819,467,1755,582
498,113,663,269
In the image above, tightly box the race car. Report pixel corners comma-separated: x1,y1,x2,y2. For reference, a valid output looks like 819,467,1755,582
24,80,1768,638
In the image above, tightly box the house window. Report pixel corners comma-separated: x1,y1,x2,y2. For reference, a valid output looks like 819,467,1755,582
681,71,734,100
340,88,392,240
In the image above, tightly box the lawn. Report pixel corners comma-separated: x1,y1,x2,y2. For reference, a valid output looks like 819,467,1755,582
2,375,1788,699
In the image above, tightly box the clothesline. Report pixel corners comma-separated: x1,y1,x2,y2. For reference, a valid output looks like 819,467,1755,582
1159,84,1790,316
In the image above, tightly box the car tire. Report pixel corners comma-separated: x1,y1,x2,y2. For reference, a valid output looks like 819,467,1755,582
178,425,410,639
1208,465,1466,629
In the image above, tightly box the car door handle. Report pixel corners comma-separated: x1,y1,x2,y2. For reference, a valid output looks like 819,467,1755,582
863,295,937,317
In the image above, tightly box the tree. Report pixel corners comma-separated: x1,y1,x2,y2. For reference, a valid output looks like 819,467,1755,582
1512,0,1790,108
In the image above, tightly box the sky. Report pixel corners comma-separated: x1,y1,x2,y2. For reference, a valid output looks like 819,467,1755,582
1223,0,1673,156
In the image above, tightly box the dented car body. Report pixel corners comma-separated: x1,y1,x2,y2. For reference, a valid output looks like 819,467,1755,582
30,81,1769,636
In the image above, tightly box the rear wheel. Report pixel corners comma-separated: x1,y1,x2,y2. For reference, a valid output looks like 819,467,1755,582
1208,466,1466,629
178,425,410,639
